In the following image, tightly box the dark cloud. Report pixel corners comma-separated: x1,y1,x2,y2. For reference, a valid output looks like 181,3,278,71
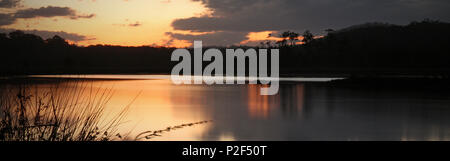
0,0,20,8
71,13,96,19
14,6,95,19
14,6,74,18
165,31,248,46
169,0,450,46
0,13,15,26
175,0,450,33
0,6,95,26
0,28,93,42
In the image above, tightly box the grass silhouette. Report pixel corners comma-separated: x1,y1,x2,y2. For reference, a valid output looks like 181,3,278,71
0,79,212,141
0,80,134,141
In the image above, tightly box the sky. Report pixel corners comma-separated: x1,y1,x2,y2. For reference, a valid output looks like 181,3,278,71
1,0,450,47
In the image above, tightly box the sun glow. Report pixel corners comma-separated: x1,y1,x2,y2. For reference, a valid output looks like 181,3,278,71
4,0,209,47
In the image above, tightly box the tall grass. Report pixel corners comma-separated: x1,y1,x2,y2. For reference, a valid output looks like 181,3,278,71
0,80,133,141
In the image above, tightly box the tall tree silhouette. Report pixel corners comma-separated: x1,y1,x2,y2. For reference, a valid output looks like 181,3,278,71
46,35,69,47
276,31,290,47
288,31,300,46
302,30,314,44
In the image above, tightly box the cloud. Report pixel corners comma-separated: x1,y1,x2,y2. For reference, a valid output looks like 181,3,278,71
0,0,20,8
169,0,450,46
71,13,96,19
113,21,142,27
0,5,95,26
175,0,450,33
0,13,15,26
165,31,248,46
0,28,94,42
14,6,95,19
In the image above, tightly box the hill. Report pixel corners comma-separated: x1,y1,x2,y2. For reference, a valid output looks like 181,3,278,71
1,19,450,77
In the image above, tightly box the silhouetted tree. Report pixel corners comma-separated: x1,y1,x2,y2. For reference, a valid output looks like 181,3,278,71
46,35,69,47
9,30,44,44
281,31,290,39
259,41,265,48
8,30,25,40
1,20,450,77
288,31,300,46
276,39,287,47
276,31,291,47
276,31,300,47
302,30,314,44
265,40,273,48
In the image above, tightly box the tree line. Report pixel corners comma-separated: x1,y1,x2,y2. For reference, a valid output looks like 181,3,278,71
1,19,450,77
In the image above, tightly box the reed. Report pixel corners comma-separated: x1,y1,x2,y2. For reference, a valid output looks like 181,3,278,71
0,80,133,141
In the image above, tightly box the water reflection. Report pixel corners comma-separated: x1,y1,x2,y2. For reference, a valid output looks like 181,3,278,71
247,85,272,119
246,84,305,119
2,76,450,141
279,84,305,118
191,82,450,141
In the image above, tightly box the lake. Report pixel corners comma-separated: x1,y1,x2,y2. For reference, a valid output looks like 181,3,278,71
3,75,450,141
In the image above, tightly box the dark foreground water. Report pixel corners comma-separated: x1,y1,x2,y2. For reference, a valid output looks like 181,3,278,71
3,75,450,141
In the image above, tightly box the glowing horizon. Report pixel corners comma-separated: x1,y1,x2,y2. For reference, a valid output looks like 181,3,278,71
2,0,209,47
0,0,324,48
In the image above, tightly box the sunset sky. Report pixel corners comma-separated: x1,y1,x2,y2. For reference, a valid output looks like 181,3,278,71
1,0,450,47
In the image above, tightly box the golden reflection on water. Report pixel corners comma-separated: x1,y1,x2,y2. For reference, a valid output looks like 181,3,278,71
8,75,450,141
247,84,305,119
247,85,271,119
296,85,304,111
59,79,212,141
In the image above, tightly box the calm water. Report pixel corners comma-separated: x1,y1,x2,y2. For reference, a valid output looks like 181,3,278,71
8,75,450,140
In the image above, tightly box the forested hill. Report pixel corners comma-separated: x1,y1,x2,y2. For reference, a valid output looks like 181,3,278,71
279,20,450,76
1,20,450,76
